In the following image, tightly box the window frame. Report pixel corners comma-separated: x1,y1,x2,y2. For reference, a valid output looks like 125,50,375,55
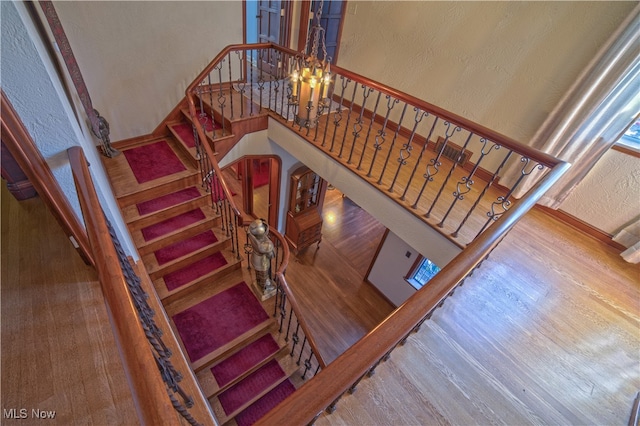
405,255,441,290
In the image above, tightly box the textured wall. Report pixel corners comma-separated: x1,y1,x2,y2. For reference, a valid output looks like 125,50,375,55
52,1,243,141
561,149,640,235
338,1,634,144
1,2,138,258
338,1,637,234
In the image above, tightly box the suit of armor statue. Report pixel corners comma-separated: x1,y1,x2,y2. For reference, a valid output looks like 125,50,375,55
248,219,275,295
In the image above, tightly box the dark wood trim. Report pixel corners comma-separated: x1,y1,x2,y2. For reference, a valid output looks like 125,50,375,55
405,253,424,281
297,1,312,53
534,205,626,251
1,90,94,266
281,1,294,48
233,155,282,228
612,143,640,158
365,227,388,280
1,140,37,200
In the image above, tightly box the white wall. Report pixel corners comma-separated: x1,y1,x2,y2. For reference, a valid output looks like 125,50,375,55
368,231,418,307
1,1,138,259
51,1,243,142
338,1,634,145
561,148,640,235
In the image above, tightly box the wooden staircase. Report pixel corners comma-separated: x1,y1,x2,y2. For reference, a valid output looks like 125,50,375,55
101,107,302,425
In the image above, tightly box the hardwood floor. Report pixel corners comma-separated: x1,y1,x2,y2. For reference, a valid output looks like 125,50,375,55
283,189,394,363
316,207,640,425
0,182,137,425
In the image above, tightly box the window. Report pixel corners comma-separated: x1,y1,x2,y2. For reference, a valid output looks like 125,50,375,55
619,119,640,148
406,256,441,290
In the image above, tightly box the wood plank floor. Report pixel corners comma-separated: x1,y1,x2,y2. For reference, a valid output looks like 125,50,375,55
316,207,640,425
0,182,138,425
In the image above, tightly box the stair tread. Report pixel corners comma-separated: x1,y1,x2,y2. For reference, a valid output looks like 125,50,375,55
132,206,221,255
197,333,286,398
122,185,209,226
154,250,241,302
101,136,199,202
189,320,277,373
142,229,229,277
210,356,298,424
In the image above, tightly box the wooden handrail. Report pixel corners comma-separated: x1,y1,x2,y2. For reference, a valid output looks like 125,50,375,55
1,90,94,266
186,43,563,169
67,146,190,425
256,160,570,425
268,226,328,369
185,43,570,423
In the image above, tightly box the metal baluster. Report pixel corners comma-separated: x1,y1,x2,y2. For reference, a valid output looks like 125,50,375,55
258,49,265,114
296,336,307,365
338,82,358,158
367,95,398,177
302,351,314,379
401,116,439,201
329,77,350,152
357,91,381,170
411,121,457,209
281,304,292,343
320,89,335,147
279,292,287,333
249,50,255,116
475,157,544,238
425,128,469,219
377,102,408,184
228,53,235,119
390,108,428,193
439,137,498,230
216,61,227,136
273,78,280,115
235,50,245,118
290,322,301,356
348,85,373,164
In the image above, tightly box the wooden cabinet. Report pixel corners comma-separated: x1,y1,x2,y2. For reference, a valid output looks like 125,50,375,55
285,166,327,254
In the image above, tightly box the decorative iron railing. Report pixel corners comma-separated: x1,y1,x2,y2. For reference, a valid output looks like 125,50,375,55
183,43,570,425
244,223,328,379
186,43,563,248
68,147,213,426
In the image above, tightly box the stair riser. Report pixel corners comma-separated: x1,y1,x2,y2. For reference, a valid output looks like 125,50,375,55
137,217,222,256
127,195,211,231
190,321,278,373
159,260,242,305
148,239,232,281
209,345,289,399
117,174,201,209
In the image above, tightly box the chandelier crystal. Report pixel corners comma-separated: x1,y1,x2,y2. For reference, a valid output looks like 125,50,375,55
290,0,332,129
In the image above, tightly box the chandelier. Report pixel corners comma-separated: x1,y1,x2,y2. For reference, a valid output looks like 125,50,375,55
290,0,332,128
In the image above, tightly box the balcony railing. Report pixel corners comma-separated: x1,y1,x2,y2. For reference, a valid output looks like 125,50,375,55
186,43,564,248
185,43,569,424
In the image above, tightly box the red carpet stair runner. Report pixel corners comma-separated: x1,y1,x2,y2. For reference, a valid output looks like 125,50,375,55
102,113,298,425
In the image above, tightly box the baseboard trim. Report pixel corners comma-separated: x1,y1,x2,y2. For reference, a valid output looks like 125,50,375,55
534,205,625,251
